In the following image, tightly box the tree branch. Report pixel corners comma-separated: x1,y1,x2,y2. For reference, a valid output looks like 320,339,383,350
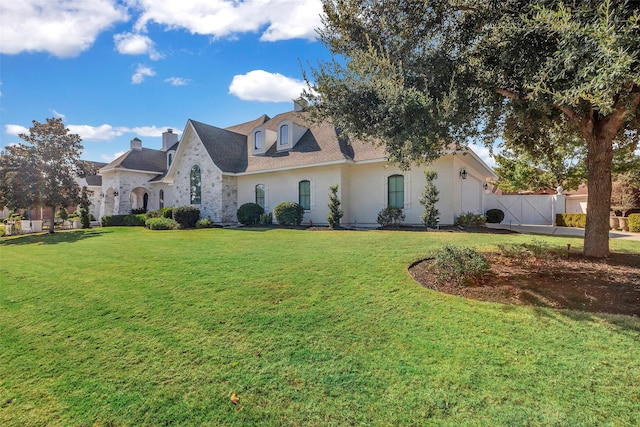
495,88,521,99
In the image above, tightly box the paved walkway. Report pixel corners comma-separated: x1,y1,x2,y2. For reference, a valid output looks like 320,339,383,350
485,223,640,241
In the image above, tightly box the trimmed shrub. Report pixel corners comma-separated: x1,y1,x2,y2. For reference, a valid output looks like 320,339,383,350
485,209,505,224
0,224,5,237
161,207,173,219
556,213,587,228
237,203,265,225
173,206,200,228
433,245,489,286
274,202,304,226
259,212,273,225
327,184,344,228
130,208,147,214
145,217,175,230
196,218,217,228
628,214,640,232
79,207,91,229
454,211,486,227
377,207,405,227
101,214,146,227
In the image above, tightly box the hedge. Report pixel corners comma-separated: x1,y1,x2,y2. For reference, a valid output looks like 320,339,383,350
101,214,146,227
485,209,505,224
145,217,175,230
273,202,304,226
173,206,200,228
237,203,264,225
556,213,587,228
628,214,640,232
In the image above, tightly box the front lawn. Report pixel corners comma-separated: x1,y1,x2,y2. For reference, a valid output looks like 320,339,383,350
1,228,639,426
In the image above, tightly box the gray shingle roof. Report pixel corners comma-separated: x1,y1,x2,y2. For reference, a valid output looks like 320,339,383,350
101,148,166,173
190,120,248,173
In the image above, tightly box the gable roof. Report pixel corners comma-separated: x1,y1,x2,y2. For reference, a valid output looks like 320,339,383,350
190,120,248,173
99,147,166,174
243,111,387,173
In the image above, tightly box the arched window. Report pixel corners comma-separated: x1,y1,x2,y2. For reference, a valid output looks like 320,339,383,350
168,152,173,166
255,184,265,208
143,193,149,211
159,189,164,209
388,175,404,209
298,180,311,210
190,165,201,204
254,130,263,150
279,124,289,146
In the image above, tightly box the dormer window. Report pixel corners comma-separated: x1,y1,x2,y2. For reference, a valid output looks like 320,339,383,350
279,125,289,146
254,130,263,150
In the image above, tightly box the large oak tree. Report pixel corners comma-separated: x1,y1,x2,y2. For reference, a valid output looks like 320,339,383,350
306,0,640,257
0,118,89,233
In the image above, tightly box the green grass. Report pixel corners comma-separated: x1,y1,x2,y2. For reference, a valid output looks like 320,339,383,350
1,227,639,426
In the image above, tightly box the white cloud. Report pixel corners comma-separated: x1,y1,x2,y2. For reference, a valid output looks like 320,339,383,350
68,124,124,141
131,0,322,42
164,77,190,86
131,64,156,84
116,126,181,137
5,124,29,136
229,70,306,102
114,32,163,60
51,110,66,119
0,0,128,57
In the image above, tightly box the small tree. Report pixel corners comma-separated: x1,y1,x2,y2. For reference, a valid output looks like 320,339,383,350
611,172,640,217
79,186,92,228
419,169,439,228
326,184,344,228
0,118,89,233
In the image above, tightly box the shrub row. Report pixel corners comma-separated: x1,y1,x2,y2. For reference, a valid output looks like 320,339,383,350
145,217,175,230
101,214,146,227
629,214,640,232
556,213,587,228
454,211,487,227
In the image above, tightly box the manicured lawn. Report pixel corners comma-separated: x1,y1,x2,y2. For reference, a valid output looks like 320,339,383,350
1,227,639,426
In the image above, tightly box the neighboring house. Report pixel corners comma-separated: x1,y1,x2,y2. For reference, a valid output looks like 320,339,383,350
94,100,497,226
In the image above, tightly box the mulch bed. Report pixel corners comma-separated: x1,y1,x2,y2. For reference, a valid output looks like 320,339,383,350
409,252,640,317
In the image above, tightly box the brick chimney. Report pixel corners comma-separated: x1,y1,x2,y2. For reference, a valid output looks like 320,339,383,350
162,128,179,151
130,137,142,151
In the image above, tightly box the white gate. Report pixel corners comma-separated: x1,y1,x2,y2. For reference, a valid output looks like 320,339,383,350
485,195,557,225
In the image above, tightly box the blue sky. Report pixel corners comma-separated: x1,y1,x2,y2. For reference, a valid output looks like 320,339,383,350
0,0,495,166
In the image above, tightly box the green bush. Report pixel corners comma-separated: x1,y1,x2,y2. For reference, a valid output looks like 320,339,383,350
130,208,147,214
237,203,264,225
101,214,146,227
628,214,640,232
0,224,5,237
433,245,489,286
377,207,405,227
173,206,200,228
259,212,273,225
556,213,587,228
145,217,175,230
485,209,505,224
273,202,304,226
498,240,553,261
454,211,486,227
196,218,217,228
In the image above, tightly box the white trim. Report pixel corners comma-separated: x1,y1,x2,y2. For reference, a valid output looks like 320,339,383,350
99,167,164,175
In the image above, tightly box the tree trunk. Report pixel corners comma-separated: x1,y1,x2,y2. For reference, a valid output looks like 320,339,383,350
49,205,56,233
583,128,614,258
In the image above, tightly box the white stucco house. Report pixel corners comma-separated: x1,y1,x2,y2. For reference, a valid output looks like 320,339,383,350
91,100,497,227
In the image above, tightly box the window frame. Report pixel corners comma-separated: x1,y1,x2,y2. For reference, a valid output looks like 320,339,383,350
190,165,201,205
387,174,404,209
298,180,311,211
255,184,265,208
